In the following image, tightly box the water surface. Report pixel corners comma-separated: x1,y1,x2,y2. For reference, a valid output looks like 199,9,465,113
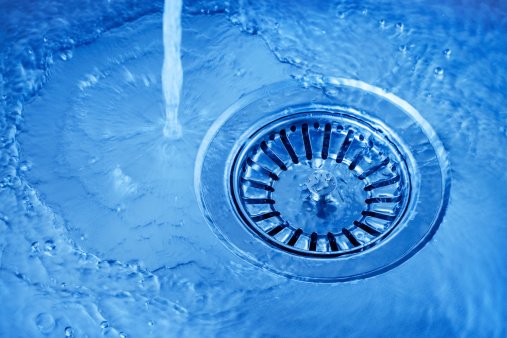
1,0,506,336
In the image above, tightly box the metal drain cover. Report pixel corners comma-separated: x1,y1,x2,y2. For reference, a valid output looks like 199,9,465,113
231,112,410,257
196,79,449,282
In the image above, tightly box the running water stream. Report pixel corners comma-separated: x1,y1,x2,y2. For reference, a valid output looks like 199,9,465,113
162,0,183,139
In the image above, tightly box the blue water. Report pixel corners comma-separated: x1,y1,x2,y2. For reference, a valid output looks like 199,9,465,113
1,0,507,336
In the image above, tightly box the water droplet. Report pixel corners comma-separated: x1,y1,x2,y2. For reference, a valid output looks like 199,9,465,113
31,241,40,253
234,68,246,77
119,332,127,338
35,313,55,333
171,219,184,228
64,326,73,337
395,22,404,31
59,51,73,61
399,45,407,54
379,19,386,27
434,67,444,79
362,9,368,15
443,48,452,57
44,240,56,255
100,321,109,329
148,320,154,326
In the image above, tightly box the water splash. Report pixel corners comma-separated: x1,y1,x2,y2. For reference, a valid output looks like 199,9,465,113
162,0,183,139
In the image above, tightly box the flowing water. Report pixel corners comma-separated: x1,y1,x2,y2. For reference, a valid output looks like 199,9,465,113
1,0,506,336
162,0,183,139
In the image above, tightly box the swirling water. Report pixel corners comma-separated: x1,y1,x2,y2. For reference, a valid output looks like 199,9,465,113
1,0,506,336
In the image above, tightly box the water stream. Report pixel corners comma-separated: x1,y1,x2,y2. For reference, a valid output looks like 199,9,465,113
162,0,183,139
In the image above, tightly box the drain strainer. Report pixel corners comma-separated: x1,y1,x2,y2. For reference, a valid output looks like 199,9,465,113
196,79,449,282
232,113,410,256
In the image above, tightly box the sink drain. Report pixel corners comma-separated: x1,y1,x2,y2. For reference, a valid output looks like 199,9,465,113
196,79,449,282
231,113,410,256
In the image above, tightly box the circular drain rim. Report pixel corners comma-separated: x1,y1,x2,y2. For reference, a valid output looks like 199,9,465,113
230,112,412,257
195,79,450,282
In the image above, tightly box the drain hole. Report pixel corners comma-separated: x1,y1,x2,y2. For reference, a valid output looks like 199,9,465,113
361,210,397,222
240,178,275,192
302,123,312,160
327,232,339,252
336,129,354,163
243,198,276,205
321,123,332,159
287,228,303,246
354,221,381,236
279,129,299,164
260,141,287,171
309,232,318,251
348,148,365,171
364,175,400,191
246,157,279,181
342,228,361,247
251,211,280,222
268,224,286,236
358,157,390,180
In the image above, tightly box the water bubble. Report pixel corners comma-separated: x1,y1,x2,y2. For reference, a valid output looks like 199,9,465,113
292,56,302,65
362,9,368,15
148,320,154,326
59,50,73,61
44,240,56,255
35,313,55,333
443,48,452,57
31,241,40,253
172,219,184,227
119,332,127,338
100,321,109,329
434,67,444,79
64,326,74,337
395,22,404,31
0,214,9,225
399,45,407,54
234,68,246,77
379,19,386,27
324,88,339,97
